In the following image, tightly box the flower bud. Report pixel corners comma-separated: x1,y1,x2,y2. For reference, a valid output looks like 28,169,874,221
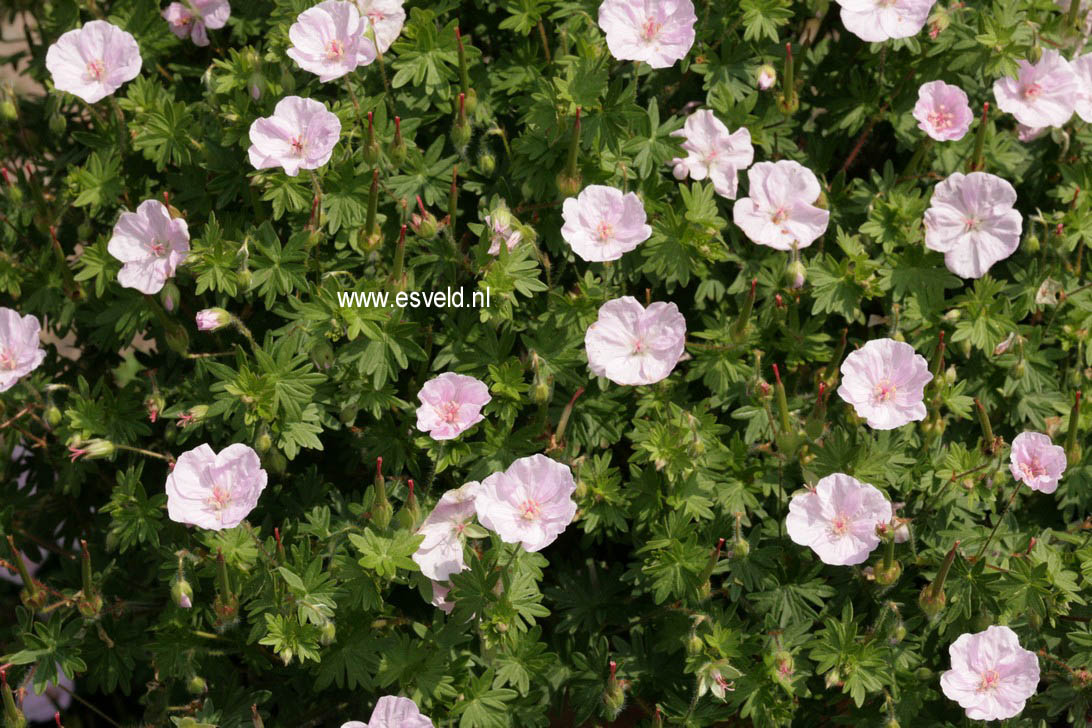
889,623,907,644
172,577,194,609
757,64,777,90
85,439,117,460
874,560,901,586
44,404,63,427
49,111,66,137
310,340,335,371
159,281,181,312
195,308,231,332
255,430,273,454
1024,233,1040,253
602,661,625,719
389,116,406,166
164,320,190,355
478,151,496,176
319,620,336,646
187,675,208,695
556,170,582,198
686,632,704,655
785,260,806,289
918,583,947,619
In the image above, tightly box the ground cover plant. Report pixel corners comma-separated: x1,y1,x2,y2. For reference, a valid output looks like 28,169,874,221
2,0,1092,725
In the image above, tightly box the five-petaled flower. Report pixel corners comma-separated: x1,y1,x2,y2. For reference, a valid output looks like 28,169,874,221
670,110,754,199
474,454,577,552
45,20,142,104
107,200,191,295
412,481,481,581
913,80,974,141
993,49,1078,128
162,0,230,47
415,372,492,440
0,307,46,393
597,0,697,69
287,1,376,82
585,296,686,386
485,210,522,255
837,338,933,430
786,473,894,566
341,695,434,728
923,171,1023,279
834,0,936,43
165,443,268,531
561,185,652,262
353,0,407,55
733,160,830,251
1009,431,1067,494
940,625,1040,721
248,96,342,176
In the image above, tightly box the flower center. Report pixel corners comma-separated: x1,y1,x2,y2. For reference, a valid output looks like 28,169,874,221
149,241,168,257
928,105,954,131
873,380,897,403
1022,82,1042,100
1020,458,1046,479
595,221,614,242
326,39,346,61
438,400,462,424
977,668,1001,693
641,17,661,41
770,207,789,225
290,136,306,156
86,59,106,81
518,498,542,520
0,346,16,371
206,483,233,513
830,512,851,536
631,337,647,355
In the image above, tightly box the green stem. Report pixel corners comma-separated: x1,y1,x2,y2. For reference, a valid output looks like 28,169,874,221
975,480,1022,561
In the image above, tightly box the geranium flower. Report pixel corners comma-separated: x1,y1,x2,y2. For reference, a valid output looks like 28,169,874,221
165,443,268,531
430,581,454,614
0,308,46,392
415,373,491,440
585,296,686,386
485,211,522,255
993,49,1078,128
1009,431,1067,493
248,96,342,176
45,20,142,104
162,0,230,47
837,338,932,430
670,110,754,199
733,160,829,251
1017,123,1047,142
757,64,776,90
1073,53,1092,122
940,625,1040,721
412,481,481,581
196,308,230,331
287,1,375,82
19,666,74,723
597,0,697,69
107,200,191,295
923,171,1022,279
341,696,434,728
560,185,652,262
474,454,577,552
785,473,893,566
912,80,973,141
353,0,406,54
834,0,935,42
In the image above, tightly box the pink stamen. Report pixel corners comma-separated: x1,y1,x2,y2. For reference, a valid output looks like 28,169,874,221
86,59,106,81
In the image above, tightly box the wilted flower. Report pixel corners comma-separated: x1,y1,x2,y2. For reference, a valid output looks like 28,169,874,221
162,0,230,47
474,454,577,552
597,0,697,69
485,210,522,255
415,372,491,440
837,338,932,430
940,625,1040,721
1009,431,1067,493
353,0,407,54
0,308,46,393
165,443,268,531
585,296,686,386
923,171,1022,279
913,80,973,141
248,96,341,177
561,185,652,262
733,160,829,251
1073,53,1092,122
107,200,191,295
993,50,1078,128
834,0,935,43
45,20,142,104
412,481,481,581
786,473,894,566
757,64,777,90
19,666,74,723
670,110,754,199
341,695,434,728
195,308,231,331
287,1,375,82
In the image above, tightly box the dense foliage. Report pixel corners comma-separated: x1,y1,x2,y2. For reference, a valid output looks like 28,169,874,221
2,0,1092,726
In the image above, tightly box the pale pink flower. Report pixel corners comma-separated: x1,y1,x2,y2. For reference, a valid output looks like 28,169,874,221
940,625,1040,721
1009,432,1067,494
913,80,973,141
45,20,141,104
670,110,754,199
733,160,829,251
993,50,1078,128
341,696,434,728
248,96,341,177
757,64,776,90
353,0,406,54
165,443,268,531
561,185,652,262
786,473,893,566
430,581,454,613
1073,53,1092,122
923,171,1023,279
474,454,577,552
485,212,522,255
162,0,230,47
19,666,74,723
195,308,230,331
107,200,191,295
287,1,375,82
1017,123,1047,142
585,296,686,386
597,0,697,69
415,372,491,440
0,308,46,393
835,0,935,42
837,338,932,429
412,481,481,581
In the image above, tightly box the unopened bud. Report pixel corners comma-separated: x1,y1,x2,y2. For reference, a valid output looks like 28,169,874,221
44,405,63,427
319,620,336,646
478,151,496,176
172,577,194,609
757,64,777,90
310,340,335,371
556,171,582,198
195,307,231,332
786,260,806,289
187,675,208,695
